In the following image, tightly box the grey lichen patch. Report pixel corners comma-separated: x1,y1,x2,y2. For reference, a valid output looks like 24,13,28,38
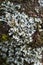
0,1,43,65
38,0,43,7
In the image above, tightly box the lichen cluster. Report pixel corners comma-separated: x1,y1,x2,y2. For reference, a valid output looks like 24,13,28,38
0,1,43,65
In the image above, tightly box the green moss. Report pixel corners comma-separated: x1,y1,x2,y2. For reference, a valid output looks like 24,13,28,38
1,34,9,41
